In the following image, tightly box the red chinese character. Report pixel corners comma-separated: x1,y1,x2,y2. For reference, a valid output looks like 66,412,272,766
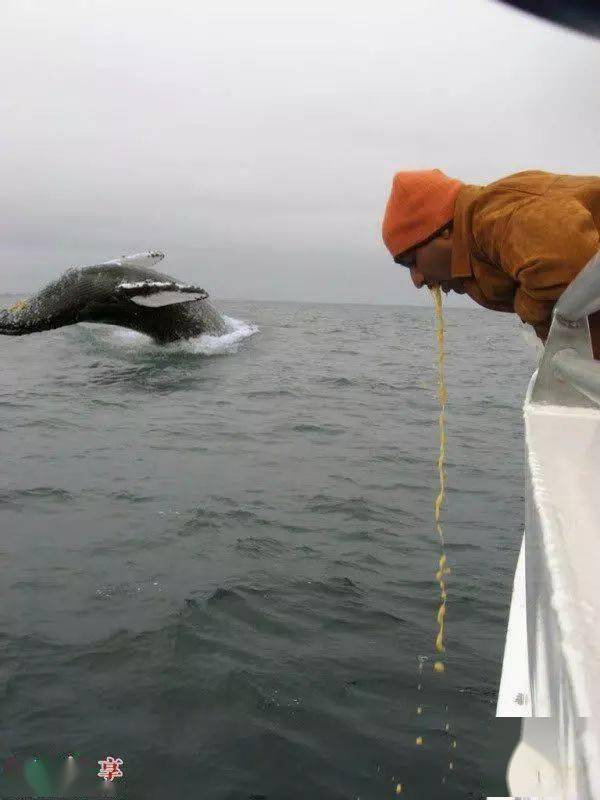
97,756,124,781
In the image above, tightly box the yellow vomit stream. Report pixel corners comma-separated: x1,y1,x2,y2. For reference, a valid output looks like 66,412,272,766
430,286,456,783
430,285,450,667
409,287,456,790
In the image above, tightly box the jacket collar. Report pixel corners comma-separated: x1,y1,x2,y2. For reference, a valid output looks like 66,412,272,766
451,184,482,278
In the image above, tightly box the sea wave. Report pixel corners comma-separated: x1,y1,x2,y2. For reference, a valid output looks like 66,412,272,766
88,313,258,355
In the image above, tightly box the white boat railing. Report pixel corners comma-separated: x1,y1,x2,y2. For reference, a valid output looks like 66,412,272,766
530,250,600,407
551,348,600,406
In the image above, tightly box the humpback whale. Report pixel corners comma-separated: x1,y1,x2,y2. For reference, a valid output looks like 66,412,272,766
0,252,227,343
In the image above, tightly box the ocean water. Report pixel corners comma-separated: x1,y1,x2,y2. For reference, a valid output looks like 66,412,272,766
0,296,538,800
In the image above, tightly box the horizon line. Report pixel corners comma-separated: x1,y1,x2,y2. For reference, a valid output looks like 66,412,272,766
0,290,481,311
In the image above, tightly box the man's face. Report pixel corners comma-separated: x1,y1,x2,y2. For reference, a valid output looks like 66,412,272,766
397,235,465,294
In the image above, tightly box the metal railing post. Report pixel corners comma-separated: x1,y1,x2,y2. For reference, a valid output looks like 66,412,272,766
530,251,600,407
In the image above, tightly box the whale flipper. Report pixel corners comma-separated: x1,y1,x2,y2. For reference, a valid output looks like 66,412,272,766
99,251,165,269
117,281,209,307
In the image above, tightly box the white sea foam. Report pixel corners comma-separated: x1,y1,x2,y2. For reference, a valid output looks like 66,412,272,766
176,315,259,355
101,314,258,355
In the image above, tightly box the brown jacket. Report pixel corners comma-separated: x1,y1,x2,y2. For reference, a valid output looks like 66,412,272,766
451,170,600,344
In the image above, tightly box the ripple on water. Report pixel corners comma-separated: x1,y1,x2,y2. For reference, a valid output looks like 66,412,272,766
235,536,288,558
0,486,73,511
291,423,346,435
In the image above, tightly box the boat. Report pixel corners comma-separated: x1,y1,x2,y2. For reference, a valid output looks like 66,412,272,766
496,252,600,797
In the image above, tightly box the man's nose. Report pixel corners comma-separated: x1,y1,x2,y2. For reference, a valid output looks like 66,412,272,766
410,267,426,288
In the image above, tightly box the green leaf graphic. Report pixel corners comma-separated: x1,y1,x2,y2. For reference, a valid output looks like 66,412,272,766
24,758,53,796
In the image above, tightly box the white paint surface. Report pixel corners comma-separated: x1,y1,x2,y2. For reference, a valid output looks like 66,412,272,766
498,375,600,798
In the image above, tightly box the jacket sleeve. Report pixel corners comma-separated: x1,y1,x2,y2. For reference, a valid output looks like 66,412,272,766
499,197,600,332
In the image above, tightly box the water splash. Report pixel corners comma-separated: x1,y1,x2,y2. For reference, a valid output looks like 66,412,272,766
87,314,258,356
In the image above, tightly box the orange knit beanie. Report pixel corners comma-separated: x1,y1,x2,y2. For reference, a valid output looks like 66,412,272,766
382,169,463,258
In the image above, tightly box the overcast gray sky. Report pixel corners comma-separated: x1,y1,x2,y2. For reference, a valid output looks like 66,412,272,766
1,0,599,305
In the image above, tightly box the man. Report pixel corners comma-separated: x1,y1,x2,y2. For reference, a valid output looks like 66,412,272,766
381,169,600,357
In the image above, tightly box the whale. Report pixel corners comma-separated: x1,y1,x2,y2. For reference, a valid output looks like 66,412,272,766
0,251,227,343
